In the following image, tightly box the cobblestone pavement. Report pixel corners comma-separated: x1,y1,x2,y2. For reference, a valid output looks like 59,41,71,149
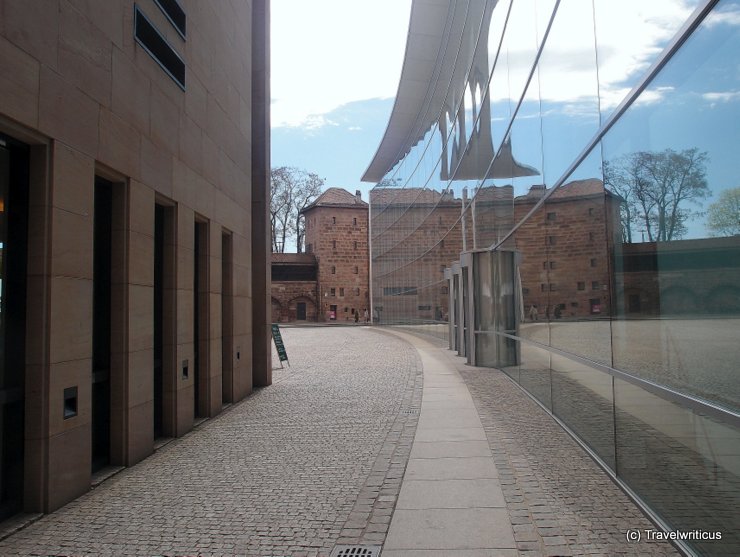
0,327,422,557
426,338,681,557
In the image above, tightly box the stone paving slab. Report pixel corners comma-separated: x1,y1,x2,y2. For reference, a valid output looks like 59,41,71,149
383,508,516,551
404,457,498,481
397,479,506,509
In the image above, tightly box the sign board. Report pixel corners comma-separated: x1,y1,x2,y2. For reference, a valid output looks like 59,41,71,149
271,323,289,366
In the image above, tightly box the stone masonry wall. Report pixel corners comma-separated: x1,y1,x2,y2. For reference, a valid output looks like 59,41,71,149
305,205,370,321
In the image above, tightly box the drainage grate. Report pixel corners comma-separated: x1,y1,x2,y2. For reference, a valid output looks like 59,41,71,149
402,408,419,415
330,545,382,557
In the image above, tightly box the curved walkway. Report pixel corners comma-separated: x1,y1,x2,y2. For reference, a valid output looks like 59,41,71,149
381,330,679,557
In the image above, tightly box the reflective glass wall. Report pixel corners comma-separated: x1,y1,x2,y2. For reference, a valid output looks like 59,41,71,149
368,1,740,554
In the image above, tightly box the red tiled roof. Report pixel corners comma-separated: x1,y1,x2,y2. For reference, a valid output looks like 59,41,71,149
302,187,368,212
369,187,458,206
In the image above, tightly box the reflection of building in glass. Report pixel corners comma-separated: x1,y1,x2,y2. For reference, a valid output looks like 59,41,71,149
0,1,270,519
617,237,740,316
363,0,740,554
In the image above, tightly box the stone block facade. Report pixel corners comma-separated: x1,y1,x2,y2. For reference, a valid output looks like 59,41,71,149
0,0,270,518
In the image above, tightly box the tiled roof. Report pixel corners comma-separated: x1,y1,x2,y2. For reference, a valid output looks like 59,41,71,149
370,187,458,206
302,187,368,212
550,179,605,199
516,179,607,202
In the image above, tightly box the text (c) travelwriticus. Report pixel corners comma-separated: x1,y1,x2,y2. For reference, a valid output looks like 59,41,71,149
626,529,722,542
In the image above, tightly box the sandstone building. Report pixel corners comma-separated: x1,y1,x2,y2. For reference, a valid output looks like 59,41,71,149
0,0,270,518
302,188,370,322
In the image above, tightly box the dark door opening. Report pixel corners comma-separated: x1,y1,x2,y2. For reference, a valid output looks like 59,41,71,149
221,233,233,403
92,177,112,472
0,135,29,519
193,221,207,418
296,302,307,321
153,205,165,439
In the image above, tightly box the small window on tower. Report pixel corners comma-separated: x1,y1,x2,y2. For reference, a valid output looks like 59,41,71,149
353,217,357,226
331,266,336,274
353,266,358,274
332,216,336,224
333,240,336,249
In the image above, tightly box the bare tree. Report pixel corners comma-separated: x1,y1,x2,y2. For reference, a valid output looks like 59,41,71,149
604,148,709,242
270,166,324,253
707,187,740,237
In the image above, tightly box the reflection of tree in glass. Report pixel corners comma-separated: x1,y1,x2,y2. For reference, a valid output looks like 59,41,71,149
604,148,709,242
706,187,740,237
270,166,324,253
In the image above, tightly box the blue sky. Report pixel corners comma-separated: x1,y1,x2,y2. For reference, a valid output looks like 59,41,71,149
271,97,395,200
271,0,412,201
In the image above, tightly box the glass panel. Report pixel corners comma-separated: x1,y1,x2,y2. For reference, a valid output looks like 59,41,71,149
614,377,740,555
604,0,740,412
551,354,615,469
488,0,540,153
519,341,551,409
500,337,520,383
537,0,600,187
593,0,701,123
474,251,496,367
515,204,551,347
545,149,613,366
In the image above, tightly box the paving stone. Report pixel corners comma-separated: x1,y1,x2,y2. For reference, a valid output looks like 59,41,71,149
0,327,422,557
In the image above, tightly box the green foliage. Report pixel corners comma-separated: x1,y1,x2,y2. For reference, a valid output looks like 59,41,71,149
604,148,710,242
706,187,740,237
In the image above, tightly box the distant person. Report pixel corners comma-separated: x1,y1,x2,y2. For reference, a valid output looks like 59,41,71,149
364,308,369,323
354,310,359,323
554,305,562,319
528,304,538,322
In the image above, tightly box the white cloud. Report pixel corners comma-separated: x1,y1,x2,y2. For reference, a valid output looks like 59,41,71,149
702,91,740,102
487,0,696,111
704,5,740,27
271,0,412,128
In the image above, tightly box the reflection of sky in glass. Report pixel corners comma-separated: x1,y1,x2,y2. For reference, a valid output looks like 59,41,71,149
377,0,739,244
603,0,740,239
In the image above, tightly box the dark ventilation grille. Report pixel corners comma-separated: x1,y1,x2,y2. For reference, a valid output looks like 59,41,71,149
154,0,186,38
134,5,185,89
330,546,382,557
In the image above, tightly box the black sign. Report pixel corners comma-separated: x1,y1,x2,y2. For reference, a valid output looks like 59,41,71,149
271,323,289,364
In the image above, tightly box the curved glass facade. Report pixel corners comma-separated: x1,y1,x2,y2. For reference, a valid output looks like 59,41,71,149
367,1,740,554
